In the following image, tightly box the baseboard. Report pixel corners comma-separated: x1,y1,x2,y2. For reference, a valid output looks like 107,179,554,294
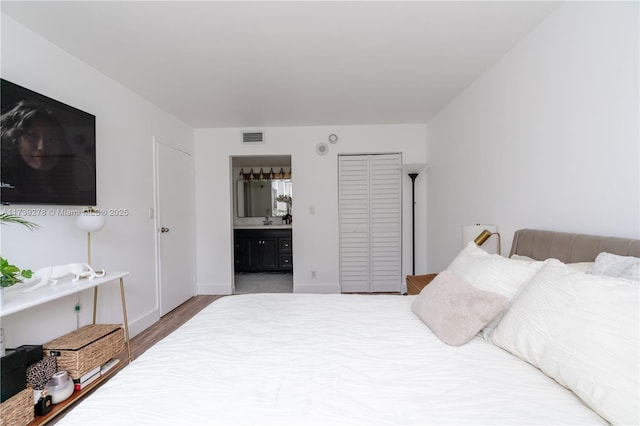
128,308,160,339
293,282,341,293
197,282,232,295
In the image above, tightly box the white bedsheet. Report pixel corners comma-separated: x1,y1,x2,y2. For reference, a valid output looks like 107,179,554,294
58,294,605,425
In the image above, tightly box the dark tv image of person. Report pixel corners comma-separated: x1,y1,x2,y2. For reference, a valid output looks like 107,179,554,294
1,100,95,205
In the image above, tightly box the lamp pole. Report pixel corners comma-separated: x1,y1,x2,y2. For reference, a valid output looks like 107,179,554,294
408,173,419,275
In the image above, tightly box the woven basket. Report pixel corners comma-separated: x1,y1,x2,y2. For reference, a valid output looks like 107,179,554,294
43,324,124,380
0,386,34,426
406,273,438,295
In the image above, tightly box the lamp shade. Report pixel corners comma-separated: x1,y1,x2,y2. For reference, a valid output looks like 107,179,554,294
402,163,428,175
474,229,494,246
77,208,105,233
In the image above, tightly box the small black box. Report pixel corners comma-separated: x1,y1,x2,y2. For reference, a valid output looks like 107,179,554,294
35,395,53,416
0,348,27,402
15,344,43,367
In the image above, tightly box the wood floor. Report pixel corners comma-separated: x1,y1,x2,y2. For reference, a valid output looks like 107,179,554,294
130,295,223,359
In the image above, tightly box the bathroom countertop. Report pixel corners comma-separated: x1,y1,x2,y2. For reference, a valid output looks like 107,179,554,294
234,224,292,229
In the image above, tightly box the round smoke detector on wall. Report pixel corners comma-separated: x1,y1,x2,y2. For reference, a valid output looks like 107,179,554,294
328,134,338,144
316,142,329,156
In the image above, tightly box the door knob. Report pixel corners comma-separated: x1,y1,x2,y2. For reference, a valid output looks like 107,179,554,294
161,227,170,233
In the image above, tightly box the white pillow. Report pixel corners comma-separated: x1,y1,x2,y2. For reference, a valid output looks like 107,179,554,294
590,252,639,281
447,243,543,338
509,254,536,262
490,259,639,425
511,254,594,272
566,261,594,273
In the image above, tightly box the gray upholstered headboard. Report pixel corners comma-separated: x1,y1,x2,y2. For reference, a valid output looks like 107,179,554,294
510,229,640,263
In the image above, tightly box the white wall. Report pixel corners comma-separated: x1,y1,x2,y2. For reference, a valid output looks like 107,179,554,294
426,2,639,271
0,16,194,347
195,124,427,294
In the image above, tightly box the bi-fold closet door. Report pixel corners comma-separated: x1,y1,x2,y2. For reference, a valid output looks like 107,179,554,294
338,153,402,293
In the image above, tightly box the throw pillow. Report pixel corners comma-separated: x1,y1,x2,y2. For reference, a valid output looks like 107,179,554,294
411,270,508,346
590,252,639,281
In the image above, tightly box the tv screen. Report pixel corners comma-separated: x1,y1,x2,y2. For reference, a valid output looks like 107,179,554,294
1,79,96,206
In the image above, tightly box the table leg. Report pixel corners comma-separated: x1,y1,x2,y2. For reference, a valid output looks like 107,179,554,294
92,287,98,324
119,278,132,363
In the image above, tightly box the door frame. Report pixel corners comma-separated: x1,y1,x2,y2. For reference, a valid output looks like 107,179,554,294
153,137,197,316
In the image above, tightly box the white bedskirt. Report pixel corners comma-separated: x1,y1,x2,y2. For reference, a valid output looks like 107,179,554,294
58,294,605,425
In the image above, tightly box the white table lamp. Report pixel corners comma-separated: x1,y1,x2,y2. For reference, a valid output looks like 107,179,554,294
77,207,105,266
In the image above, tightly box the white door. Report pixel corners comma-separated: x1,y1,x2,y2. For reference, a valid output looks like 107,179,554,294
155,140,195,315
338,155,371,292
369,154,402,292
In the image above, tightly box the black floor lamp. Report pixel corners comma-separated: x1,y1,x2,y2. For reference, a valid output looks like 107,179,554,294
403,164,427,275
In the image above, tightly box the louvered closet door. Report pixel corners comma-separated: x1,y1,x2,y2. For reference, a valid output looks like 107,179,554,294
338,156,370,293
339,154,402,293
370,154,402,292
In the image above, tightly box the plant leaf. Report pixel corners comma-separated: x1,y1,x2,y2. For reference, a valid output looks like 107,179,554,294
0,213,40,231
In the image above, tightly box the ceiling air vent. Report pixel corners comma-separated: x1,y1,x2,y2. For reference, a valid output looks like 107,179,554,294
242,131,265,144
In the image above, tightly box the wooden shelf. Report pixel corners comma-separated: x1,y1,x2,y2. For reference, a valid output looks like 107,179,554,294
27,351,129,425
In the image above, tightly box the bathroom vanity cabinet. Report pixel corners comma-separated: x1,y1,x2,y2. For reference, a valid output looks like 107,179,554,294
234,228,292,272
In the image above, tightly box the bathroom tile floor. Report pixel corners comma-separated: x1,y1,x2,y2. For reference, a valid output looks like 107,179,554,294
234,272,293,294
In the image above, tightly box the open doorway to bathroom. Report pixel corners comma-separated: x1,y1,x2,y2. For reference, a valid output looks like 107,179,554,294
231,155,293,294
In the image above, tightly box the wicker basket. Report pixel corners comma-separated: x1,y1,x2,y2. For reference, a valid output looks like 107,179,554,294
43,324,124,380
406,273,438,295
0,386,34,426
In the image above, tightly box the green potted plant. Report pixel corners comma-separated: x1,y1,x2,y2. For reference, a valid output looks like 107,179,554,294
0,213,39,289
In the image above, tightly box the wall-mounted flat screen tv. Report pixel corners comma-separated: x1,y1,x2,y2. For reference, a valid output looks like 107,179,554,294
1,79,96,206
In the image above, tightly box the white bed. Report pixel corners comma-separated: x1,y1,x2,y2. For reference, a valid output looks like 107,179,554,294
57,229,639,425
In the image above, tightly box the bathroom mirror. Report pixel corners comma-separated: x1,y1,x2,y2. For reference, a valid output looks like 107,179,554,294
237,179,292,218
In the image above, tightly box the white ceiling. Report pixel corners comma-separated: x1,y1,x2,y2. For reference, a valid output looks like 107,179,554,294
1,1,560,129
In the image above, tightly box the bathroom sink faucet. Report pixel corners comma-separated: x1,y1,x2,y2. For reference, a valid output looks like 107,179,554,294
263,216,272,225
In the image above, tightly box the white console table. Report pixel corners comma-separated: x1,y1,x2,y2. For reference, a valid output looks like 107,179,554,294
0,272,131,425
